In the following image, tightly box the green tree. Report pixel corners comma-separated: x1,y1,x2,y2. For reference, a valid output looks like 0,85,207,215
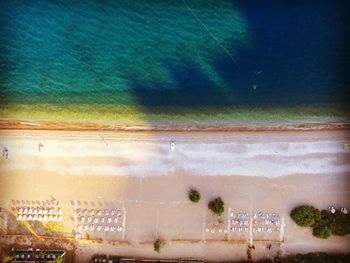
208,197,225,216
313,223,331,239
290,205,321,227
331,211,350,236
153,239,162,253
188,189,201,203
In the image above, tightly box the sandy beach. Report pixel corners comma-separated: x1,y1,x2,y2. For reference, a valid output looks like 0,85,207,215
0,129,350,262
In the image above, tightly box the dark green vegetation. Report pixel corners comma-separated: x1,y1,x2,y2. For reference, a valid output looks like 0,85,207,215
188,189,201,203
153,239,163,253
290,205,321,227
208,197,225,216
290,205,350,239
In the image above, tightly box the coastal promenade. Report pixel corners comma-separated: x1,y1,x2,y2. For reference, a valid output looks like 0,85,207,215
0,129,349,261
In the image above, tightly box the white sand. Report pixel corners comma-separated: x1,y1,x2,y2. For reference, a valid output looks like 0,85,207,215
1,130,349,178
0,129,349,262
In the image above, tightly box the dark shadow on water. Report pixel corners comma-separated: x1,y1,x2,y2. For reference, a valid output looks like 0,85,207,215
129,59,234,108
126,0,350,117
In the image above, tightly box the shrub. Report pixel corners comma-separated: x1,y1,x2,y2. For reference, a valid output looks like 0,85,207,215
290,205,321,227
331,211,350,236
208,197,225,216
313,223,331,239
154,239,162,253
188,189,201,203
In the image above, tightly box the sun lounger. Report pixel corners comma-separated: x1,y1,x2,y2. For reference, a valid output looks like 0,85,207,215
58,215,63,221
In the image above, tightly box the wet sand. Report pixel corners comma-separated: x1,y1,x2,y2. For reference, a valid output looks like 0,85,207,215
0,129,350,261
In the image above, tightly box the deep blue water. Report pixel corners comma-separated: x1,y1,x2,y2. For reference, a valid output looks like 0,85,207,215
0,0,349,120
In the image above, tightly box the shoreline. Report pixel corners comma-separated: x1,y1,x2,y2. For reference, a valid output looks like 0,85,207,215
1,129,349,261
1,119,350,132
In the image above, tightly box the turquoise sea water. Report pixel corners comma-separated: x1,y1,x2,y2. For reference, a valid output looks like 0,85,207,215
0,0,349,123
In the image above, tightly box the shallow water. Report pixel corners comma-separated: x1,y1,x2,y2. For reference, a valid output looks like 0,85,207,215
0,0,349,123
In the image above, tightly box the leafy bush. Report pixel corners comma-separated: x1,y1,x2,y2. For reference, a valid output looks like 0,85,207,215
153,239,162,253
312,223,330,239
208,197,225,216
188,189,201,203
290,205,350,239
331,211,350,236
290,205,321,227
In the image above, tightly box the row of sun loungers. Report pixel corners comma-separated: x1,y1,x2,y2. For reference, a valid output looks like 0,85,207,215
205,228,228,234
17,214,63,221
230,219,249,226
256,212,279,220
253,227,278,233
17,207,63,215
254,219,280,226
78,216,119,224
77,224,123,232
75,208,122,217
230,211,249,219
15,254,57,261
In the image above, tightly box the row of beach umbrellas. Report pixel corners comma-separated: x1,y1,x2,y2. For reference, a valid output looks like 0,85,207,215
17,214,63,221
